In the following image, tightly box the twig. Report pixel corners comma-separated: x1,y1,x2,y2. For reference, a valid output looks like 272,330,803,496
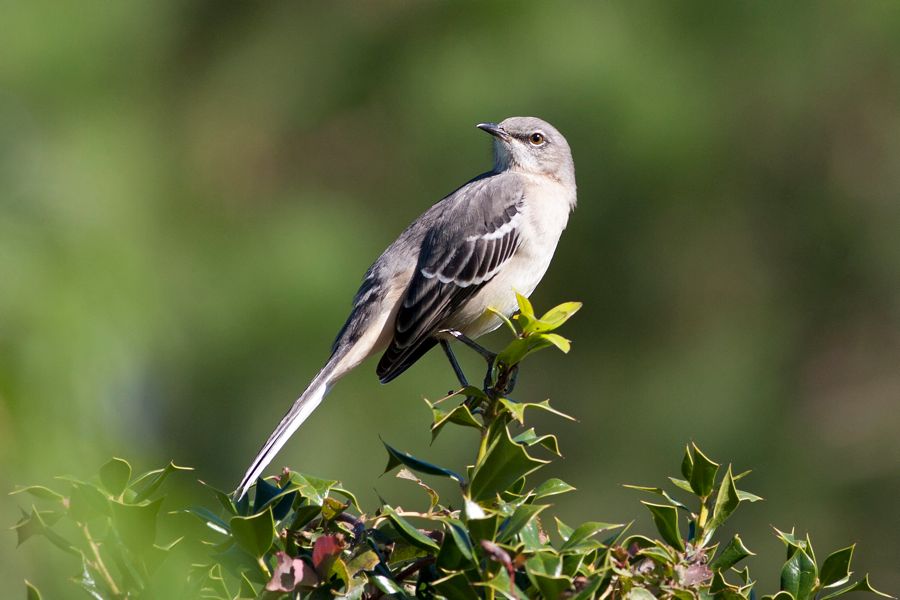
81,523,122,598
394,556,435,582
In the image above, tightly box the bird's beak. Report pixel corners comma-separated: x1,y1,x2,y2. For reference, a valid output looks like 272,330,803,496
477,122,511,142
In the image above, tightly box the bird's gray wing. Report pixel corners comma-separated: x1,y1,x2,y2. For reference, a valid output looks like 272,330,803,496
376,173,525,383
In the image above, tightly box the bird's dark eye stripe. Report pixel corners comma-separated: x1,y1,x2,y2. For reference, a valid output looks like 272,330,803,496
512,132,548,143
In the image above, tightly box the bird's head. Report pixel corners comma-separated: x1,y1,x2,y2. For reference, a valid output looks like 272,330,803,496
477,116,574,184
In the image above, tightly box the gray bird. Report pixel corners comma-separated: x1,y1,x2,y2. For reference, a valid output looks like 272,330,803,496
236,116,577,499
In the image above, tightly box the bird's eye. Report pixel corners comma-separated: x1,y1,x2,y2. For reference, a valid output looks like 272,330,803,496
529,132,545,146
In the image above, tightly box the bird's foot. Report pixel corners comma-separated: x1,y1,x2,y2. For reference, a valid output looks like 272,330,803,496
491,363,519,397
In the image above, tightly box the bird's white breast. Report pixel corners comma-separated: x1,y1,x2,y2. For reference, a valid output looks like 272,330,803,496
448,177,575,338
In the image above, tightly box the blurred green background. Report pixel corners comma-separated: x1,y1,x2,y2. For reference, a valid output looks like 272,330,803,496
2,1,899,596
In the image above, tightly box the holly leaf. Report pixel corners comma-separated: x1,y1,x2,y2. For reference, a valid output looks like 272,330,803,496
469,427,549,502
99,458,132,497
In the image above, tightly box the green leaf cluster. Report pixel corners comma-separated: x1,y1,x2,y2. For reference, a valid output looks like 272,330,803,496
491,294,581,371
619,443,891,600
768,528,892,600
12,300,891,600
11,459,191,598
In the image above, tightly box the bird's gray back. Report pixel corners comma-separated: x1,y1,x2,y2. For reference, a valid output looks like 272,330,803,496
373,172,531,381
331,171,516,352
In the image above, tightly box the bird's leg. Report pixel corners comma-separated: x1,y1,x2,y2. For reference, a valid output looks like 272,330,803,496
440,339,468,388
440,339,485,413
441,329,501,408
441,329,504,398
483,367,495,393
443,330,497,363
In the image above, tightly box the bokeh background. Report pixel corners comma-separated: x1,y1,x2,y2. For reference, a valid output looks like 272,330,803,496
2,1,899,596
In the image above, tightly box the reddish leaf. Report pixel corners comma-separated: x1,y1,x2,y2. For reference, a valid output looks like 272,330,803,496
266,551,319,593
676,562,713,587
481,540,515,583
312,534,347,576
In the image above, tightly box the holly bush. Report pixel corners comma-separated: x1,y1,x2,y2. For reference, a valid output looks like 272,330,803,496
12,297,892,599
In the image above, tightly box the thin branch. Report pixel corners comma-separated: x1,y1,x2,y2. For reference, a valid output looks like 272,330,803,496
81,523,122,598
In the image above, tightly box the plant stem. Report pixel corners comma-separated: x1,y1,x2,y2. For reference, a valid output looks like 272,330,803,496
258,556,271,578
393,557,435,582
476,426,492,466
81,523,122,598
476,370,500,465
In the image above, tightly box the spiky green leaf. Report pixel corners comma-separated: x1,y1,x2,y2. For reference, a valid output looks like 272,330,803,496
469,426,549,502
642,502,684,551
229,508,276,558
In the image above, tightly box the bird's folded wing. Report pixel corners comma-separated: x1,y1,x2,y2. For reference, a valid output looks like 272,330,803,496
376,174,525,382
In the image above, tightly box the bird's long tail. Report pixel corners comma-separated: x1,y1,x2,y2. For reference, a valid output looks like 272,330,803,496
234,354,341,500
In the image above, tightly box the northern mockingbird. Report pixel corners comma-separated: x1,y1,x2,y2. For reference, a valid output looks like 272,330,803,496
236,116,576,499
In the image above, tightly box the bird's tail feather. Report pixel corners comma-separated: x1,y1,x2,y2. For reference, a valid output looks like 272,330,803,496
234,356,340,500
